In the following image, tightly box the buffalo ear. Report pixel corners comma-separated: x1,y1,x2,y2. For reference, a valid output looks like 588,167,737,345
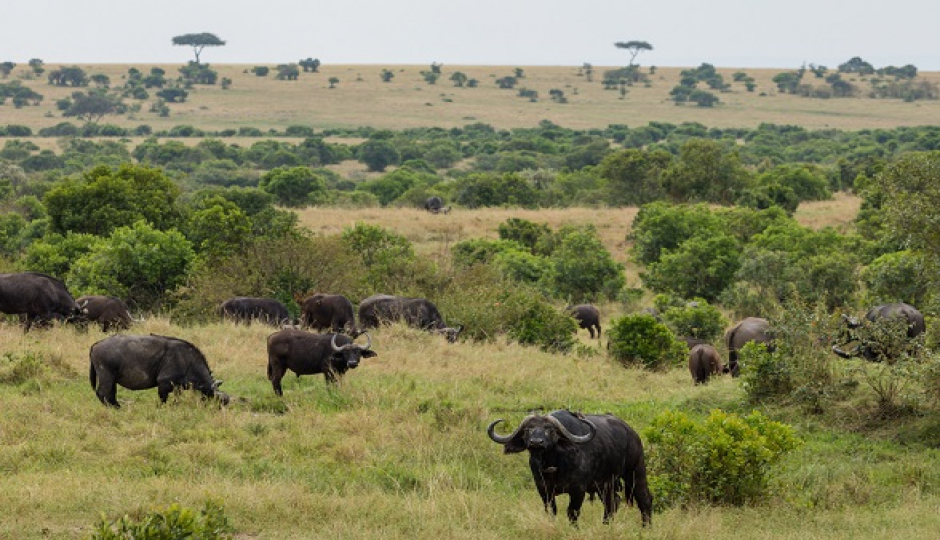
361,350,378,358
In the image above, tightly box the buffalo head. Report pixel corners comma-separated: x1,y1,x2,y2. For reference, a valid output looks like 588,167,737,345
487,413,596,453
331,332,376,370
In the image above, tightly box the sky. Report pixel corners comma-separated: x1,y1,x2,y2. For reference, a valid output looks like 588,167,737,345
3,0,937,70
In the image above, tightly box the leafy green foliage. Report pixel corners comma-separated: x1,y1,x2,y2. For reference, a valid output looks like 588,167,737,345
607,314,687,369
643,409,802,509
91,499,233,539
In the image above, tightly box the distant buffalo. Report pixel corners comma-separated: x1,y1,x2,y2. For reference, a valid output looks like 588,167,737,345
301,293,358,334
76,295,134,332
0,272,82,331
358,294,463,342
219,297,291,327
266,329,376,396
688,343,723,384
488,410,652,526
566,304,601,339
424,196,450,214
89,334,228,408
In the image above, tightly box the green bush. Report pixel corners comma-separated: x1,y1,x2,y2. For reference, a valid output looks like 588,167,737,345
643,409,802,509
607,313,687,369
91,499,233,539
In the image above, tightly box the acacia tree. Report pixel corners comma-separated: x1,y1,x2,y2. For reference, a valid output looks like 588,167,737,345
614,40,653,66
171,32,226,64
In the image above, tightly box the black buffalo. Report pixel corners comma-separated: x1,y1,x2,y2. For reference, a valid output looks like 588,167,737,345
488,410,652,525
358,294,463,343
567,304,601,339
301,293,358,334
832,302,926,362
219,297,291,326
76,295,134,332
89,334,228,408
724,317,773,377
266,329,376,396
688,343,723,384
424,196,450,214
0,272,82,331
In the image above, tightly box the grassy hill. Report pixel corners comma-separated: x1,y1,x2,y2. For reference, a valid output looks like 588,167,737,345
3,64,940,135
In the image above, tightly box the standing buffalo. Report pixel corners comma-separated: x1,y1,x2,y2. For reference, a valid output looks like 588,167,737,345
301,293,358,334
424,196,450,214
266,329,376,396
76,295,134,332
832,302,926,362
688,343,723,384
567,304,601,339
219,297,291,327
358,294,464,343
0,272,82,331
488,410,652,526
724,317,773,377
89,334,228,408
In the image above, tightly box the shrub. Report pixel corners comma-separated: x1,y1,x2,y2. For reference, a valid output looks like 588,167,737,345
607,313,687,370
643,409,802,509
90,499,233,539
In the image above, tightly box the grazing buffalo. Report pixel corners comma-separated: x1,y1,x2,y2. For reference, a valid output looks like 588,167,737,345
724,317,773,377
832,302,926,362
0,272,82,331
359,294,464,343
567,304,601,339
266,329,376,396
76,295,134,332
688,343,723,384
301,293,357,334
89,334,228,408
219,297,291,326
488,410,652,526
424,196,450,214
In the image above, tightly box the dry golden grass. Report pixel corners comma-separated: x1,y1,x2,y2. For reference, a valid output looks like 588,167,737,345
5,64,940,137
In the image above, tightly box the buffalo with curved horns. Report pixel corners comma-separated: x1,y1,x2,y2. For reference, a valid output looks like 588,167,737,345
566,304,601,339
301,293,358,335
488,410,652,526
832,302,925,362
89,334,228,408
0,272,82,331
688,343,723,384
724,317,773,377
358,294,463,343
219,297,292,327
266,329,376,396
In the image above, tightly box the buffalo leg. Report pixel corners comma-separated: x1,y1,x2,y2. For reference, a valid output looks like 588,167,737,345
566,491,585,523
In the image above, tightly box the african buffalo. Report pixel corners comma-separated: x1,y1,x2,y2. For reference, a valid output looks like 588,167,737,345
488,410,652,526
688,343,723,384
76,295,134,332
567,304,601,339
266,329,376,396
89,334,228,408
358,294,463,343
724,317,773,377
219,297,291,327
424,196,449,214
832,302,926,362
301,293,357,334
0,272,82,331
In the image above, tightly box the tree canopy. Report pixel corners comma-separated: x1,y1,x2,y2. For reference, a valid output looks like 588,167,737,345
171,33,226,64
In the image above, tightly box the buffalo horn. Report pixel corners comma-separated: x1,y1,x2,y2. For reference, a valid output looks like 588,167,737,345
547,414,596,444
486,415,535,444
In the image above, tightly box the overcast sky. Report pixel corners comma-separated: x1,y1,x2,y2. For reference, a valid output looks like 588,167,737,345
4,0,936,70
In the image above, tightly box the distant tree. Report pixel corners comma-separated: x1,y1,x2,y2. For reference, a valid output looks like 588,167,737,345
0,62,15,78
299,58,321,72
449,71,468,87
28,58,44,76
61,90,126,124
328,77,339,88
614,40,653,66
380,69,395,82
275,64,300,81
171,32,226,64
251,66,270,77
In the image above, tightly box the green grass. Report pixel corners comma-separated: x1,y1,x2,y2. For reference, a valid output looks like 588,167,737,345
1,318,939,538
